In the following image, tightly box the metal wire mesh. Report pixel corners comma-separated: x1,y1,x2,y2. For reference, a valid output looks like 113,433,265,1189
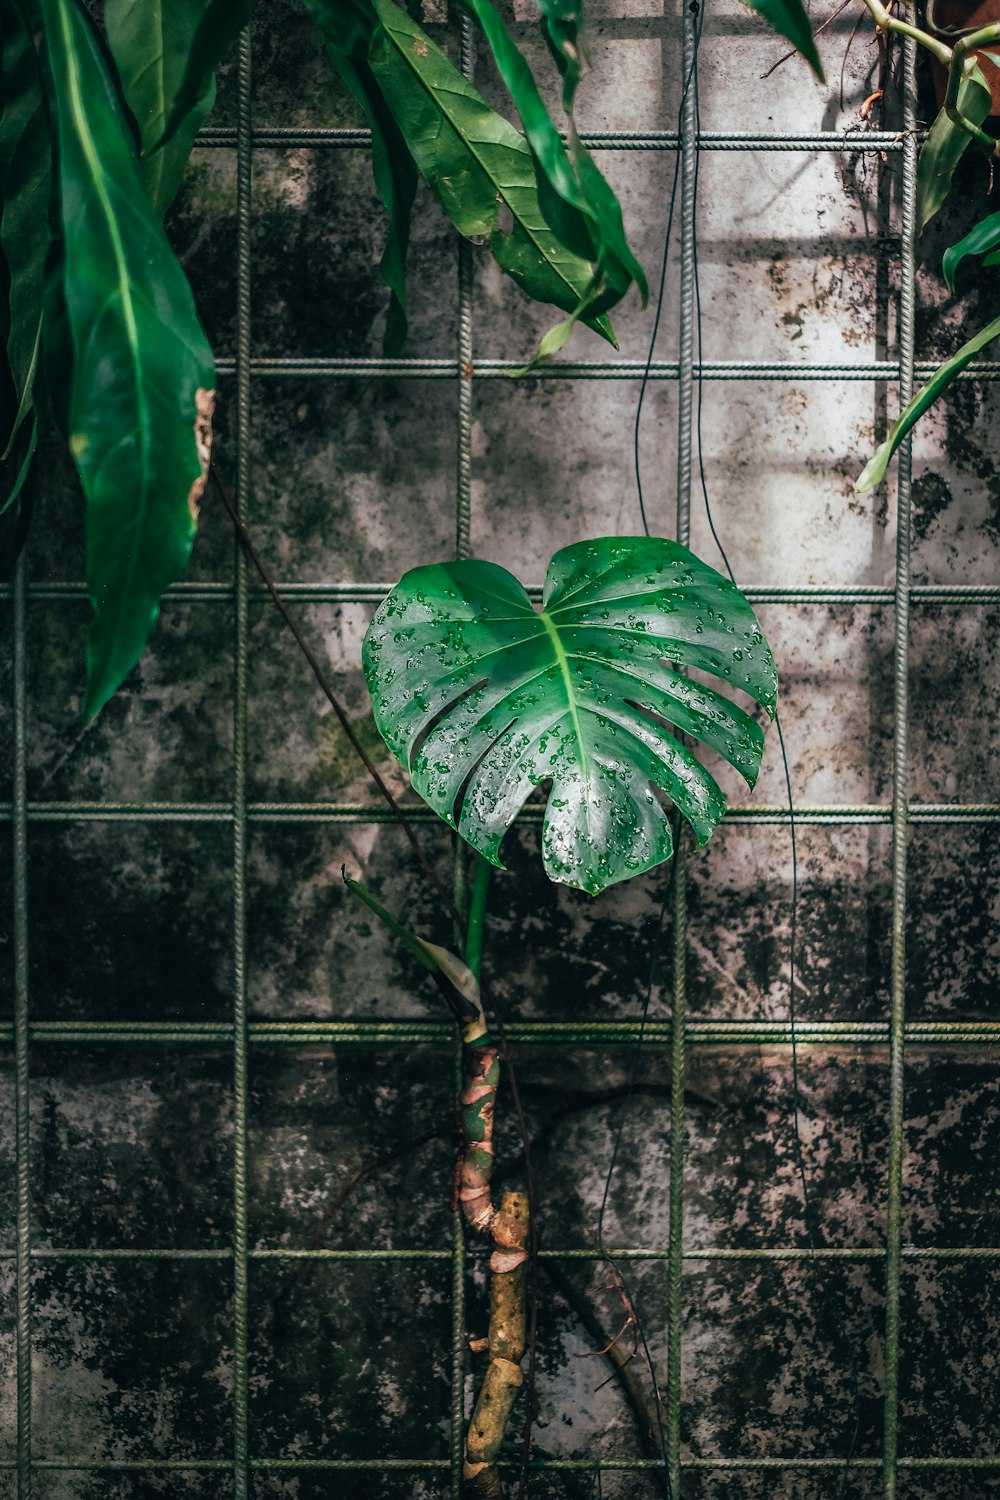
5,2,1000,1495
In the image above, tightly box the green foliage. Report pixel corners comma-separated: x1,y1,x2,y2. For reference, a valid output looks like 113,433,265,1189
916,61,992,251
365,0,618,351
104,0,251,215
856,310,1000,492
35,0,215,719
464,0,646,327
363,537,776,896
534,0,586,112
0,4,49,514
943,207,1000,291
743,0,825,81
0,0,648,715
302,0,418,355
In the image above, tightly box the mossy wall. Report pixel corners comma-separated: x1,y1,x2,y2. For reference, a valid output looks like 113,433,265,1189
1,0,999,1496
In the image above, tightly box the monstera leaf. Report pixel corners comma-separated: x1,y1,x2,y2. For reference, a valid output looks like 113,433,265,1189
363,537,777,896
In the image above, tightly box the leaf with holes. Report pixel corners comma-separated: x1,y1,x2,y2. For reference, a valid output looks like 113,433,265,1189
363,537,777,896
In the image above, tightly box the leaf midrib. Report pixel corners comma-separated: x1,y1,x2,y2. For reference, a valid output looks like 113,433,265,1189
57,0,150,649
539,608,589,783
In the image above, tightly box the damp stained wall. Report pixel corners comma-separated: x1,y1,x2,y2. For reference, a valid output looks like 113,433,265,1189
1,0,999,1496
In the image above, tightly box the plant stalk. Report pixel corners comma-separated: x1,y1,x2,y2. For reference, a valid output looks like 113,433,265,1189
459,855,529,1499
857,0,954,65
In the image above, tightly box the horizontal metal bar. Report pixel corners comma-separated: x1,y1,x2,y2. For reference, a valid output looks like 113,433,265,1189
2,1244,997,1262
195,127,910,153
4,1456,999,1472
4,581,998,605
208,356,1000,381
0,801,996,826
2,1019,998,1046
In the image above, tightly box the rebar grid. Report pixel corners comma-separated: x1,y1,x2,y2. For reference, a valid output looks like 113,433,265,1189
5,3,999,1495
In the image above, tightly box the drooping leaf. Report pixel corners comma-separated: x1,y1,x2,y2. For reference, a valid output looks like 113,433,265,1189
36,0,216,720
365,0,616,348
363,537,777,896
943,207,1000,291
149,0,251,159
916,61,992,250
344,874,482,1023
0,2,51,507
534,0,587,113
856,310,1000,491
301,0,418,354
463,0,646,323
104,0,248,215
743,0,824,82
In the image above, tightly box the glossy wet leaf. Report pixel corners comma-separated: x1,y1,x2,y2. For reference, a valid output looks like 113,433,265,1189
856,310,1000,491
37,0,216,720
304,0,418,354
917,62,992,249
943,207,1000,290
744,0,824,81
364,537,777,896
366,0,615,348
464,0,646,326
105,0,248,215
0,2,50,509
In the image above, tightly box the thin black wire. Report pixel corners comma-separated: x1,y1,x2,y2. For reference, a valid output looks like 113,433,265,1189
596,11,709,1494
688,39,864,1495
632,1,703,537
595,859,676,1498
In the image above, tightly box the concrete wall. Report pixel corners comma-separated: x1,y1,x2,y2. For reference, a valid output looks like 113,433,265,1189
2,0,998,1494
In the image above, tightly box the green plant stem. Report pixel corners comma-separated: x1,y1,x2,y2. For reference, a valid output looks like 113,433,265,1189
946,26,1000,149
465,853,492,980
857,0,953,65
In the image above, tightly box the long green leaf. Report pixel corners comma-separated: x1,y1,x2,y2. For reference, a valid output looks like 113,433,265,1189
943,207,1000,291
856,310,1000,491
150,0,251,159
0,3,50,505
301,0,418,355
37,0,216,720
916,62,992,251
534,0,586,113
344,875,482,1022
364,537,776,896
105,0,247,215
464,0,646,321
743,0,824,81
366,0,616,348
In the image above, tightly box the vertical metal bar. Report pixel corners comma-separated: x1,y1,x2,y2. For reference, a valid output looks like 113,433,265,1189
456,17,475,564
668,0,698,1491
450,17,476,1497
233,26,254,1500
13,551,31,1500
883,25,917,1500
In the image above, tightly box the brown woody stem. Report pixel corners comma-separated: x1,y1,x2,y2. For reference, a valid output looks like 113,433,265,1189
464,1190,530,1498
459,1007,500,1235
